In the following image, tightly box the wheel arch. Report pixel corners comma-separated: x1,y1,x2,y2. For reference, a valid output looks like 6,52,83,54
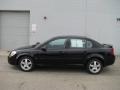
16,53,34,65
85,54,105,67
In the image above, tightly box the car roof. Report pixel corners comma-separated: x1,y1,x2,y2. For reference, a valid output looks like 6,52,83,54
52,35,90,39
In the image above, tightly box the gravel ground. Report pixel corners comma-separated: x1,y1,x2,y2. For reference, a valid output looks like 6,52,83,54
0,56,120,90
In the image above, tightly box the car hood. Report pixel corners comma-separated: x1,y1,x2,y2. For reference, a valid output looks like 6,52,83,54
13,42,41,51
14,45,35,51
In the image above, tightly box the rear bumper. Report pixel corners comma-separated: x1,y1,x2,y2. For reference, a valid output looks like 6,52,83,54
104,55,115,66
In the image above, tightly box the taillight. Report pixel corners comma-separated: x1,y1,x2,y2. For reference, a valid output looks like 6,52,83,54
111,48,115,55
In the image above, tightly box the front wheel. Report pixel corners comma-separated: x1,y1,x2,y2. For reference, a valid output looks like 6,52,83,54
18,56,34,72
86,59,103,74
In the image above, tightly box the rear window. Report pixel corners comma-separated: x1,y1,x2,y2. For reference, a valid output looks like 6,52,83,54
86,40,93,48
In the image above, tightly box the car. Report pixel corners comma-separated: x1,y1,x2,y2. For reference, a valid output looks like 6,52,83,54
8,36,115,74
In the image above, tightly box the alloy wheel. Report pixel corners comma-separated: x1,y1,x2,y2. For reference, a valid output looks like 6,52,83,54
87,59,103,74
19,57,34,71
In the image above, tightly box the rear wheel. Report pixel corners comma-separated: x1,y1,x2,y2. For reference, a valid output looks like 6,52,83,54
86,58,103,74
18,56,34,72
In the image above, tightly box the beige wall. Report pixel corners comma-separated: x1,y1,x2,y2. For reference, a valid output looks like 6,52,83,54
0,0,120,54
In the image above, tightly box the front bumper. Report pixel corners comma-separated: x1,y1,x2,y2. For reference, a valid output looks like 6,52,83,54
8,55,17,65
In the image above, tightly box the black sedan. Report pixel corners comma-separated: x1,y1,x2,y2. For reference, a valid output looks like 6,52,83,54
8,36,115,74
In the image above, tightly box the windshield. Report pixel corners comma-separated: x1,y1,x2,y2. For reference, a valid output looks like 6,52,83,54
33,42,41,48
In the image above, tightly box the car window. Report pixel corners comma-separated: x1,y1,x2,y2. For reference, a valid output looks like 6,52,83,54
47,38,66,49
86,40,93,48
70,39,85,48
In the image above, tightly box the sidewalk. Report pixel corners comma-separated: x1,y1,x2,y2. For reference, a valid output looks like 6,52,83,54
0,50,9,56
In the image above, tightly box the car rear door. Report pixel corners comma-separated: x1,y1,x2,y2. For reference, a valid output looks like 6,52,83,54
65,38,87,64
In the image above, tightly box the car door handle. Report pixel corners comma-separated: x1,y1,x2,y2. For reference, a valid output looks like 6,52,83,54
83,51,87,54
59,51,65,54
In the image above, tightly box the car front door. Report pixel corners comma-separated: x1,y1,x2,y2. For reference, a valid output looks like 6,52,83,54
38,38,68,64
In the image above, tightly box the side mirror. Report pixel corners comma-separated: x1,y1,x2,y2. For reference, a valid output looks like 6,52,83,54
41,47,47,51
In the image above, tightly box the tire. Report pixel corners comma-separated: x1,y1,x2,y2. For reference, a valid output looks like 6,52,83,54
86,58,103,74
18,56,34,72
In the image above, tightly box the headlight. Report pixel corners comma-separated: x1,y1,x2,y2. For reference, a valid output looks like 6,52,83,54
10,51,16,57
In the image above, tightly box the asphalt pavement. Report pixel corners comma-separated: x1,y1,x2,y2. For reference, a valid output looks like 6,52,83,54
0,54,120,90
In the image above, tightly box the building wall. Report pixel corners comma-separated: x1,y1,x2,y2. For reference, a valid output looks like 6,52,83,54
0,0,120,54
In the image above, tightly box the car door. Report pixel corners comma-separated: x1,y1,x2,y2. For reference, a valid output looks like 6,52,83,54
37,38,68,64
65,38,87,64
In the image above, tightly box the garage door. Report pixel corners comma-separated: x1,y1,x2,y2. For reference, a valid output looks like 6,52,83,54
0,11,30,50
